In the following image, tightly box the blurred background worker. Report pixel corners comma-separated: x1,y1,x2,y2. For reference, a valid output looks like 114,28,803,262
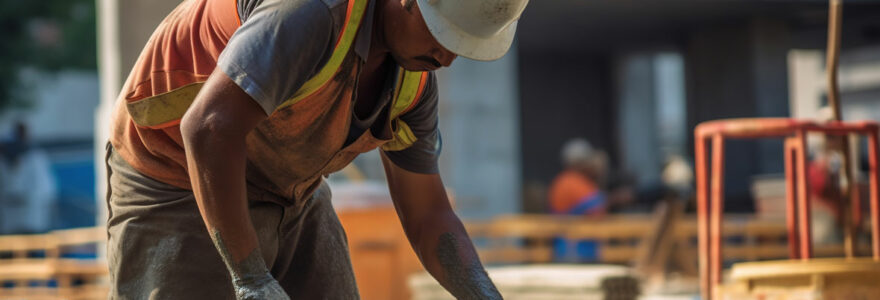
547,138,609,263
548,138,609,215
0,122,56,234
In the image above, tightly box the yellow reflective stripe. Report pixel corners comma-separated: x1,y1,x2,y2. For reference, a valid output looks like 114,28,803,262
124,0,368,128
391,69,404,106
275,0,369,111
388,69,424,119
381,119,418,151
382,69,425,151
127,82,205,128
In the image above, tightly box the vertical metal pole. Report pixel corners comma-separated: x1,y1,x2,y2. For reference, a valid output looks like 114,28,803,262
785,138,800,259
695,133,710,300
796,130,813,259
850,134,863,255
826,0,843,119
825,0,857,258
842,139,857,258
867,129,880,260
710,135,725,294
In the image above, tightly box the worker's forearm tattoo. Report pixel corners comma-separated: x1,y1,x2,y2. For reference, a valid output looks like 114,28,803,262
436,232,502,300
211,229,289,300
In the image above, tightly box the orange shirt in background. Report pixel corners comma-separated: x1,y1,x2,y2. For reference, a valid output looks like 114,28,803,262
548,170,602,215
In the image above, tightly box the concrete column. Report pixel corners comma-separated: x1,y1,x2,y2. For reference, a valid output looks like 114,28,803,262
615,51,687,188
435,47,522,219
616,53,660,187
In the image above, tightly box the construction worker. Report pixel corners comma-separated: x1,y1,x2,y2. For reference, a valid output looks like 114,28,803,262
105,0,528,298
548,138,609,215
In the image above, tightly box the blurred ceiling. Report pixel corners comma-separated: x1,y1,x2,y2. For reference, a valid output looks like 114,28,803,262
517,0,880,53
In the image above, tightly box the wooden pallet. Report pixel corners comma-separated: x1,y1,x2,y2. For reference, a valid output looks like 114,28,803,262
0,227,108,300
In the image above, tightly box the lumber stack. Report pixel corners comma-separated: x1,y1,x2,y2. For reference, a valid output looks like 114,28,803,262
718,258,880,300
0,227,108,300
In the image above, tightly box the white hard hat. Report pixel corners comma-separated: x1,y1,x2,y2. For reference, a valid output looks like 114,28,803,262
417,0,529,61
562,138,593,167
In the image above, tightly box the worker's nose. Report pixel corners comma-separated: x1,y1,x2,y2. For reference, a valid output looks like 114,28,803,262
436,49,457,67
441,53,457,67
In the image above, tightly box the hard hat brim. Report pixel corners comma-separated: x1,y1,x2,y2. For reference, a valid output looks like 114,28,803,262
417,0,517,62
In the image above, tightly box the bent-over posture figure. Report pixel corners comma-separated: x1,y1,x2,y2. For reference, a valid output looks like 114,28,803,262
105,0,528,298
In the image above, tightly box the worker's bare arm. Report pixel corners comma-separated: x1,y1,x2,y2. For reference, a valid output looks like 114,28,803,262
381,154,502,299
180,69,288,299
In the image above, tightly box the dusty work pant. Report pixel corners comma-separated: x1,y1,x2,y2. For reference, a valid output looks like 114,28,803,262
104,145,359,299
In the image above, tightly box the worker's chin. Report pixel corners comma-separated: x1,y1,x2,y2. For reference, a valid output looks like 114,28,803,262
398,61,431,72
401,63,438,72
392,55,437,72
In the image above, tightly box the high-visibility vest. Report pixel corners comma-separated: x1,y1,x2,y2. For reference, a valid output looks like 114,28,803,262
123,0,427,151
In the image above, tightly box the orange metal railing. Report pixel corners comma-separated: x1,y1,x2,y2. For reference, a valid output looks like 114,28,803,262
694,118,880,300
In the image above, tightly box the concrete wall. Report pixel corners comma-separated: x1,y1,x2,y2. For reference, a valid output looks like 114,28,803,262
685,18,791,211
616,54,660,188
435,50,522,219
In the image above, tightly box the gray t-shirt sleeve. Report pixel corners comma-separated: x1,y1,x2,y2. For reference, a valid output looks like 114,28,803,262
217,0,337,115
383,72,442,174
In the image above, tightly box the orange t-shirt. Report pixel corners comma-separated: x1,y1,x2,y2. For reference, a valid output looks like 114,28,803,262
109,0,240,189
548,170,600,214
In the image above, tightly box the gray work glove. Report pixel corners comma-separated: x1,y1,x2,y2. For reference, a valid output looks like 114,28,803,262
210,230,288,300
233,272,290,300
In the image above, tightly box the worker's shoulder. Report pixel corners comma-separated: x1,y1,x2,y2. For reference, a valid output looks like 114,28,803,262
317,0,349,29
271,0,341,14
270,0,346,31
238,0,337,25
240,0,343,35
319,0,348,10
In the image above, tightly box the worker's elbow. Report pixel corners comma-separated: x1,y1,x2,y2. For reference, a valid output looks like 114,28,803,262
180,109,230,151
179,110,205,146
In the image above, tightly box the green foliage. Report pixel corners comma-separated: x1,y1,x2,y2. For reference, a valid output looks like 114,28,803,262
0,0,97,111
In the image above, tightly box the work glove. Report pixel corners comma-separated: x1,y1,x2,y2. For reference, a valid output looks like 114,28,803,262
210,229,287,300
233,271,290,300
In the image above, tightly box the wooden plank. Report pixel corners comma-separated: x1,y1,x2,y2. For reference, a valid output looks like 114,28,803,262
52,228,105,247
468,214,832,265
0,260,107,280
0,234,55,253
